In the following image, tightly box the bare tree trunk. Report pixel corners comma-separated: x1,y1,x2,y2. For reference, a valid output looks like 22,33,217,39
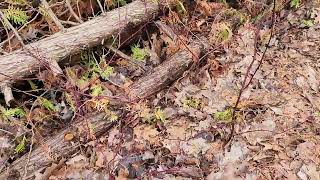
0,0,159,87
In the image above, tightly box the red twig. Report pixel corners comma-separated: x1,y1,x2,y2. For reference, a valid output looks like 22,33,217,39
225,0,277,146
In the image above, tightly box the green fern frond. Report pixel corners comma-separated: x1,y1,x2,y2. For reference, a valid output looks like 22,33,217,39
4,6,29,25
5,0,28,5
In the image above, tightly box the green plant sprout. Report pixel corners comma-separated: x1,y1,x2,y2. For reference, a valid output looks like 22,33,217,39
2,107,25,120
217,24,232,42
214,109,233,122
301,19,314,27
90,85,103,97
99,65,113,80
65,92,76,112
183,97,201,109
290,0,300,8
15,135,27,154
81,53,114,81
139,106,166,124
27,80,38,91
39,97,56,112
131,44,148,61
154,107,166,123
176,0,187,14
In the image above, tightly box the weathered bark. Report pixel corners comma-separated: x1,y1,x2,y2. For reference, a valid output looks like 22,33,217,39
0,0,159,87
1,113,114,179
0,41,203,179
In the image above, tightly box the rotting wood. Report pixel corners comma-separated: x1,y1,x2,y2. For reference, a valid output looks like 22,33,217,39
0,0,160,88
0,113,115,179
0,40,203,179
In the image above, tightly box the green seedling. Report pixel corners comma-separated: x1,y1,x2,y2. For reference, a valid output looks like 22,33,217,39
214,109,233,122
139,105,166,124
183,97,201,109
2,107,25,120
301,19,314,27
39,97,56,112
15,135,27,154
99,65,113,80
131,44,148,61
176,0,187,14
27,80,38,91
290,0,300,8
154,107,166,123
217,24,232,42
90,85,103,97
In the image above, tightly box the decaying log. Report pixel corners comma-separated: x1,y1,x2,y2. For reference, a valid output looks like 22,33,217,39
0,40,203,179
0,0,159,87
0,113,114,179
127,43,202,100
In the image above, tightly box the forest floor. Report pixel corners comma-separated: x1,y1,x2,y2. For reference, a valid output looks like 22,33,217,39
0,0,320,179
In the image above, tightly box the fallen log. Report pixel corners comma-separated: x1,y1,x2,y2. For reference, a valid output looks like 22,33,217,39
0,41,202,179
0,0,159,88
127,43,202,100
1,113,114,179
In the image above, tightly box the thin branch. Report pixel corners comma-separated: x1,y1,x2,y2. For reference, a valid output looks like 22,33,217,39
0,128,14,135
96,0,105,14
65,0,83,23
41,0,65,31
106,44,147,71
0,12,40,49
0,10,25,47
225,0,277,146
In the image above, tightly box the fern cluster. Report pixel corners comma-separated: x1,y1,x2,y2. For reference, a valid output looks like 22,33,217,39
4,5,29,25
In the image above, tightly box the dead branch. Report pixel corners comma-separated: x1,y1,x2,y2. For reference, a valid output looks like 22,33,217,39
105,44,147,71
41,0,65,31
0,10,25,47
65,0,84,23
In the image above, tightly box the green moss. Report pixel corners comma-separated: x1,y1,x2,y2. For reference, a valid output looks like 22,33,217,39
39,97,56,112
